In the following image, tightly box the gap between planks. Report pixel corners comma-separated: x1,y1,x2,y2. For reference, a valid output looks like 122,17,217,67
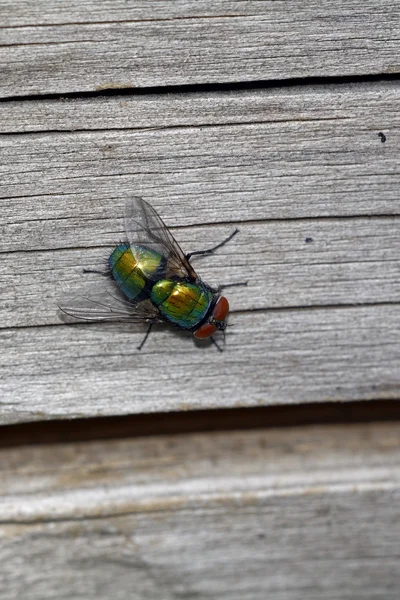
0,399,399,448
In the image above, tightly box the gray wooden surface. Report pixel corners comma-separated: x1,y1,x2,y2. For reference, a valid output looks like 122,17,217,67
2,0,400,97
1,82,400,423
2,83,399,236
3,218,400,328
1,2,400,598
1,422,399,599
1,81,399,134
2,306,400,423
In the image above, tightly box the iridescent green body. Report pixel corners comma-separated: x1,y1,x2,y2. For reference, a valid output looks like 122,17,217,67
151,280,213,328
109,244,213,329
109,244,163,302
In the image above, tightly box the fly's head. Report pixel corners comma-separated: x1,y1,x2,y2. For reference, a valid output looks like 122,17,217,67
193,296,229,340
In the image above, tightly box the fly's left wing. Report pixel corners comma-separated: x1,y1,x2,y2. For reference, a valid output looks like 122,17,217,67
124,197,197,282
58,279,161,324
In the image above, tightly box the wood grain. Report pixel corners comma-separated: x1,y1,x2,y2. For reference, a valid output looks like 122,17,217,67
1,3,399,594
1,218,400,329
1,305,399,424
2,80,399,134
1,422,399,599
2,84,400,256
1,83,399,423
1,1,400,97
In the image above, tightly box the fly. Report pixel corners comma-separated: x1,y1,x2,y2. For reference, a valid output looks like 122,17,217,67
59,197,246,351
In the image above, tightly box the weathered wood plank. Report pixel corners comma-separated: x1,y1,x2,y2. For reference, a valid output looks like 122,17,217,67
1,422,399,599
1,0,270,25
1,83,399,422
1,305,399,424
1,218,400,329
1,85,399,253
1,1,400,97
2,80,399,134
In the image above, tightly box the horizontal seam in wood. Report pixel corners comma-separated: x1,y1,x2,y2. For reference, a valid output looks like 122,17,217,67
0,301,399,333
1,213,399,256
0,14,249,31
0,115,352,136
2,73,400,103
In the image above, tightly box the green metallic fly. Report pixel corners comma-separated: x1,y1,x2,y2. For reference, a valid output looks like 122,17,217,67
59,197,245,351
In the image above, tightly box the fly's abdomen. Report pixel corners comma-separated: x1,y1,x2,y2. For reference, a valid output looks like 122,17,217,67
151,280,213,329
109,244,163,302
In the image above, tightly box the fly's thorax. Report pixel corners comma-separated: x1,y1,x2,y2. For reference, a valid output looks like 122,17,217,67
109,244,163,302
151,279,214,329
193,296,230,339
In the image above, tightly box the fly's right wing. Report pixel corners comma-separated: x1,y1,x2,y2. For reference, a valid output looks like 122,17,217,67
124,197,198,282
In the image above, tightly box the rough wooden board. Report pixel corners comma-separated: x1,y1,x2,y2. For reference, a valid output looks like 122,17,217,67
1,1,400,97
0,1,339,26
1,422,399,599
2,85,400,253
0,0,274,25
1,305,399,424
2,80,399,134
1,218,400,329
1,83,399,422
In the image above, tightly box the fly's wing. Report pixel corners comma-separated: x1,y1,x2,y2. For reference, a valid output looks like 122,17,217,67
125,197,197,281
58,278,161,324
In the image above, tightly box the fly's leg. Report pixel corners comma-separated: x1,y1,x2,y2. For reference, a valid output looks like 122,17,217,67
186,229,239,261
83,268,110,277
210,336,223,353
219,281,248,291
210,281,248,294
137,323,153,351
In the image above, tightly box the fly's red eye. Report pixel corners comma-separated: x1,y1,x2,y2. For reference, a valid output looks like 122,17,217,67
194,323,217,339
213,296,229,322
